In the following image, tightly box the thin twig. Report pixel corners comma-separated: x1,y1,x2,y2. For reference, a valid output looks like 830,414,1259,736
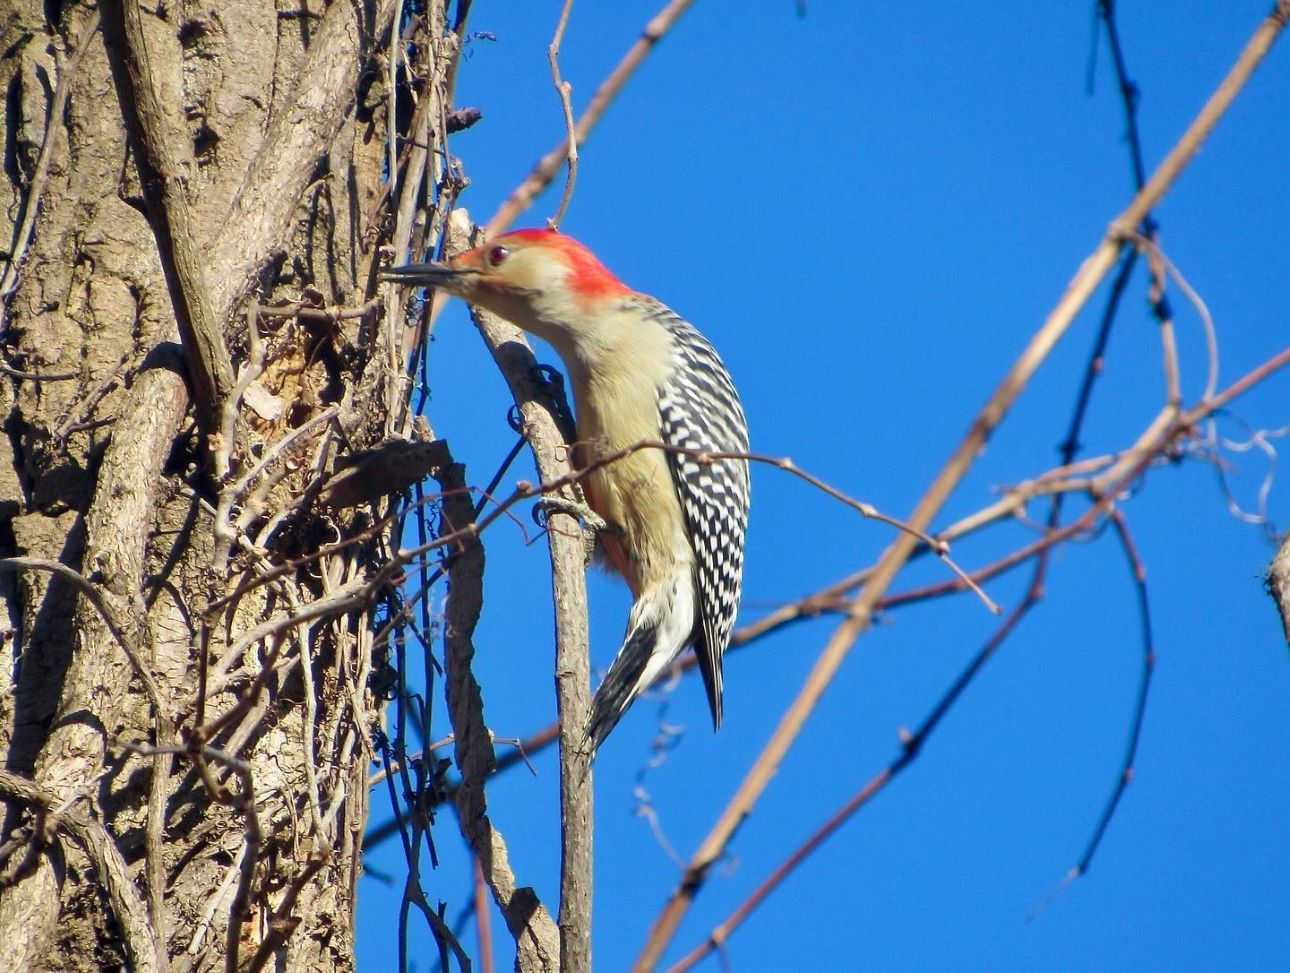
1128,231,1221,402
230,406,340,498
760,453,999,614
0,558,169,724
485,0,696,237
0,360,79,381
546,0,579,229
1028,509,1156,919
1144,234,1184,410
145,614,174,936
635,10,1290,964
223,767,265,973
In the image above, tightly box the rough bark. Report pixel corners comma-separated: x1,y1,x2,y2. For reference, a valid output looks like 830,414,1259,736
0,1,416,969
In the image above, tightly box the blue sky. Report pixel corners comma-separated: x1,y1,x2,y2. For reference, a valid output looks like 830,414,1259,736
360,3,1290,969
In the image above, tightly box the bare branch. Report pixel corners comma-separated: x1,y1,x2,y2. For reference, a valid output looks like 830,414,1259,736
546,0,579,229
434,448,562,972
444,210,595,972
635,9,1290,964
486,0,696,237
1028,509,1157,917
0,557,168,724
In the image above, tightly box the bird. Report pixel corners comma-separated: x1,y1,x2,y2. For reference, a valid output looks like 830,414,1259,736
384,229,750,754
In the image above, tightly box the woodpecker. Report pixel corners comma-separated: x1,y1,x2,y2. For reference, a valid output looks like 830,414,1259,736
385,229,750,753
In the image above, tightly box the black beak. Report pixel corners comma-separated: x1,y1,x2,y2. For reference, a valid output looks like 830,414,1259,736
381,262,474,288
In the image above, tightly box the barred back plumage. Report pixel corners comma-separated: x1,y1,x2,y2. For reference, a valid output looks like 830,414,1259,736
653,305,751,728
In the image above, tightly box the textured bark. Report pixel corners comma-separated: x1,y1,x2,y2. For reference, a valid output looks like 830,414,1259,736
0,1,414,969
1269,530,1290,648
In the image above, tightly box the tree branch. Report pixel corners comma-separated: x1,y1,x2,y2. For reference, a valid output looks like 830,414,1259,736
546,0,579,229
634,6,1290,965
486,0,696,237
435,451,562,973
0,770,167,973
446,211,595,972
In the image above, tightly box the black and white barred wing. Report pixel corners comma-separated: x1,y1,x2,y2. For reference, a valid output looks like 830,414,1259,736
656,313,751,728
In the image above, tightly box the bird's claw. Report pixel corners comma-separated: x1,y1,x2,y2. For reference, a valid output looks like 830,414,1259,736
537,494,609,564
530,364,576,440
538,495,608,532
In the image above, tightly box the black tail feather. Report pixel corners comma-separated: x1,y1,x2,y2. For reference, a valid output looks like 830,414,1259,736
691,632,722,731
584,621,658,756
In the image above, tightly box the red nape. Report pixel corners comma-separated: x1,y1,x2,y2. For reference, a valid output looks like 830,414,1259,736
499,228,632,298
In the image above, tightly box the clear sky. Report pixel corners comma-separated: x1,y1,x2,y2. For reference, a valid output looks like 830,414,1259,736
360,3,1290,970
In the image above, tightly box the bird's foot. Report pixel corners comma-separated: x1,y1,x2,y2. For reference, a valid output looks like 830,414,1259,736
530,364,577,441
537,494,611,564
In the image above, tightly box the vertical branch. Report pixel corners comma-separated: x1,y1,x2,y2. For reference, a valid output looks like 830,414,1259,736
435,452,562,972
1073,512,1157,876
446,212,594,972
1143,236,1182,410
1098,0,1149,189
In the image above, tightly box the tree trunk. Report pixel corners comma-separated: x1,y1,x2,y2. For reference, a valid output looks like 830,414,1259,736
0,1,430,968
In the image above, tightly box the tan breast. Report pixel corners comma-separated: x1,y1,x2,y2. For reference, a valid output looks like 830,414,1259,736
568,325,693,594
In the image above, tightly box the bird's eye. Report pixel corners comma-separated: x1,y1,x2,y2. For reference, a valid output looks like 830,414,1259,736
488,246,510,266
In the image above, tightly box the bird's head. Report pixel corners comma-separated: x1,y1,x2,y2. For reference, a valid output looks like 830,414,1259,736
383,229,632,343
